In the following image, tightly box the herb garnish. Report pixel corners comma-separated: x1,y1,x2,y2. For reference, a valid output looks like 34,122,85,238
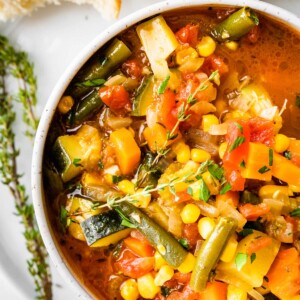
269,148,273,166
239,228,253,237
72,158,83,167
112,175,123,184
235,122,244,133
220,182,232,195
250,253,256,264
290,207,300,218
239,160,246,168
284,150,292,160
258,165,271,174
229,136,245,152
0,35,52,299
179,238,190,250
157,75,170,94
235,252,248,271
199,178,211,202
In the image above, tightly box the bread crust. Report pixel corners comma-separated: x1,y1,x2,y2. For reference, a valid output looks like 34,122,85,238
0,0,122,21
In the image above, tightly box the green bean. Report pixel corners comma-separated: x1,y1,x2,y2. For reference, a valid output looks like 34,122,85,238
211,7,259,42
190,217,237,292
69,89,103,125
117,201,188,268
72,39,132,99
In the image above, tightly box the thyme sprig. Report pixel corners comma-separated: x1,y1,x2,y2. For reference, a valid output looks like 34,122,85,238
0,36,52,299
137,70,219,188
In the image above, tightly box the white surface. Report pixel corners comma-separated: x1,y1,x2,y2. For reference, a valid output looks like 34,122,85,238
0,0,299,299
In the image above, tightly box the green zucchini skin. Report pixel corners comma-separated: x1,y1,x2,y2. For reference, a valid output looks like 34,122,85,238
132,75,155,116
118,201,188,268
81,210,126,246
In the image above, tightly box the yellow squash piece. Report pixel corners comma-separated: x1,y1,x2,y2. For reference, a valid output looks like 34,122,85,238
110,127,141,175
218,230,280,288
136,15,178,79
241,142,273,181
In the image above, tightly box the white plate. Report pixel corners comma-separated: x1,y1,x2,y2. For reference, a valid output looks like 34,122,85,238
0,0,299,299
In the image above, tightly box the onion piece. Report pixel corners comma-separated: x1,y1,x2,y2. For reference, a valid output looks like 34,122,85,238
208,123,228,135
248,289,264,300
106,115,132,130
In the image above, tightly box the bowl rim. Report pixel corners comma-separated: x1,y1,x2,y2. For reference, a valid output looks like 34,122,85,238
31,0,300,298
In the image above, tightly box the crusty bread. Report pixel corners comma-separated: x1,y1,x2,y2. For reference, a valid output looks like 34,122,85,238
0,0,121,21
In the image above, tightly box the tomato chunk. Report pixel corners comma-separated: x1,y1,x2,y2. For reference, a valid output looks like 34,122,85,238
99,85,130,110
122,59,143,79
202,54,229,76
248,117,275,146
238,203,270,221
115,249,154,278
123,236,155,257
175,24,199,47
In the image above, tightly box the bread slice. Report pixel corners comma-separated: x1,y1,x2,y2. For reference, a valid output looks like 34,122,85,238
0,0,122,22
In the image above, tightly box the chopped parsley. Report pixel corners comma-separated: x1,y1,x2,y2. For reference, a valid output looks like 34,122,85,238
98,160,104,170
269,148,273,166
114,207,137,228
239,160,246,168
235,122,244,133
157,75,170,94
199,178,210,202
72,158,83,167
208,164,224,180
250,253,256,264
179,238,190,250
229,136,245,152
112,175,123,184
290,207,300,218
239,228,254,237
220,182,232,195
187,186,193,196
235,252,248,271
284,150,292,160
258,165,271,174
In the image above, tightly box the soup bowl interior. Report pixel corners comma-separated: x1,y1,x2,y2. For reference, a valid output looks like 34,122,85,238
32,0,300,299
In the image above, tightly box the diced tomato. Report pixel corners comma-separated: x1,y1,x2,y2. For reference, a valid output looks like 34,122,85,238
267,247,300,299
223,120,250,191
183,223,201,248
175,191,192,203
238,203,270,221
123,237,155,257
175,24,199,47
245,25,260,44
168,284,201,300
248,117,275,146
115,249,154,278
98,85,130,110
157,90,178,130
201,54,229,76
122,59,143,79
172,272,192,284
246,236,273,255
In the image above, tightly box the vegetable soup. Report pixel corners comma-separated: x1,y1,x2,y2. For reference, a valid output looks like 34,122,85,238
43,6,300,300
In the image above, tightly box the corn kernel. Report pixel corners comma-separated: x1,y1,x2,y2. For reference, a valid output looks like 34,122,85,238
227,284,247,300
274,134,290,153
118,180,135,195
176,47,198,65
104,174,114,185
196,36,216,57
176,144,191,163
202,114,219,132
58,95,74,114
225,41,239,51
174,181,189,193
220,235,238,262
219,142,228,159
191,148,211,163
121,279,140,300
154,265,174,286
198,217,215,239
154,251,167,270
181,203,201,224
132,188,151,208
177,253,196,273
137,273,160,299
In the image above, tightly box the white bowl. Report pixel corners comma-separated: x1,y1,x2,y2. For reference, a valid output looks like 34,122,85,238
31,1,300,299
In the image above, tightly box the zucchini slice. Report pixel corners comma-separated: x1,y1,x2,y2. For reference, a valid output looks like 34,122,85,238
81,210,131,247
132,75,155,116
